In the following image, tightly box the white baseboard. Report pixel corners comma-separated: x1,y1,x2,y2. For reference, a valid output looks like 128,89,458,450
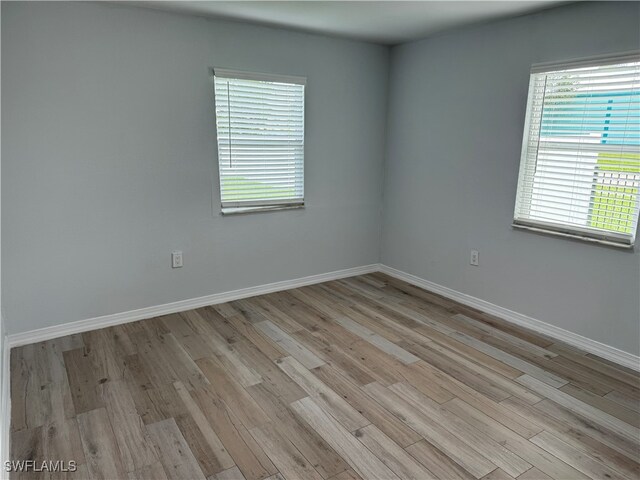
1,260,638,469
7,264,379,348
6,261,639,372
1,335,10,480
379,264,640,372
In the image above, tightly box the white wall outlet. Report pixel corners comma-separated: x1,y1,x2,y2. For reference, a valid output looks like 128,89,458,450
172,251,183,268
470,249,479,266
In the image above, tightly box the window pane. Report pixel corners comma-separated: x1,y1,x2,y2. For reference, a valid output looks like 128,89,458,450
514,58,640,245
214,74,305,209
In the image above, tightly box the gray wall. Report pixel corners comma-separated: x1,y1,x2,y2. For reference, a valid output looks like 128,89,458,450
3,1,640,358
381,1,640,355
1,2,388,333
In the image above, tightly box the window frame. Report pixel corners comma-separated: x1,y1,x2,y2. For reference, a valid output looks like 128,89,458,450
513,52,640,249
212,68,306,215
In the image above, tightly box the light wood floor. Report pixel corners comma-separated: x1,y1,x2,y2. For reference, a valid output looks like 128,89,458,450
10,273,640,480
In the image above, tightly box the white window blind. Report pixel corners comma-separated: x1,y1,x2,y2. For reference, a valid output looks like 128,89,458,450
213,68,305,212
514,54,640,247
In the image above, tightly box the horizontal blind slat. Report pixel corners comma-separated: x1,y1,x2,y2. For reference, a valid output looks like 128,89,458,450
514,58,640,243
214,74,305,207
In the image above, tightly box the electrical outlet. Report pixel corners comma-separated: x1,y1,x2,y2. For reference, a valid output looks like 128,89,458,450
172,251,183,268
470,250,479,266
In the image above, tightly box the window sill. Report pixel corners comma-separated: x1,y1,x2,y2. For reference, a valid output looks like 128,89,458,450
221,204,305,216
511,222,634,250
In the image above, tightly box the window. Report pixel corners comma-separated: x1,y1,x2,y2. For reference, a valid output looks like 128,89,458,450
514,54,640,247
213,68,305,214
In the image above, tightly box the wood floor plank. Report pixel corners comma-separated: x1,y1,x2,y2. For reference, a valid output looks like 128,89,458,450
585,353,640,378
77,407,128,480
248,423,324,480
530,431,628,480
363,382,497,478
230,300,277,325
394,361,456,404
175,412,233,478
132,327,210,391
288,288,346,319
405,440,475,480
269,290,336,331
605,389,640,413
101,379,158,472
552,355,639,399
387,298,458,335
216,466,248,480
327,469,362,480
449,333,568,388
526,356,617,397
407,321,523,379
195,307,265,387
559,383,640,428
399,340,527,403
196,357,270,430
389,382,532,477
122,354,182,425
165,313,221,362
499,396,640,480
276,356,370,432
482,469,516,480
41,418,87,478
290,397,400,480
10,274,640,480
246,383,350,479
174,381,235,472
321,338,404,386
352,424,437,479
63,347,106,415
371,275,458,311
264,474,286,480
441,398,589,479
413,359,543,438
446,303,555,349
161,312,200,338
10,426,46,472
225,314,287,361
290,329,335,364
11,342,76,432
11,421,85,480
255,321,325,369
334,316,420,364
82,328,127,383
191,384,277,480
244,297,306,334
516,374,640,443
503,396,640,464
343,300,432,347
128,461,170,480
223,333,307,406
212,302,243,319
451,314,557,360
10,347,38,432
517,467,553,480
346,286,459,339
312,340,382,386
147,418,207,480
311,363,421,448
548,343,640,388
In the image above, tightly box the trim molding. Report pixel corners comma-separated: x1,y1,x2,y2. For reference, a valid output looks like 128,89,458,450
1,334,10,480
379,264,640,372
7,264,379,348
6,261,639,373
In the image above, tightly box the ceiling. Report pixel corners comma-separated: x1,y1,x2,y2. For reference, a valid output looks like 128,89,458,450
124,1,568,45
